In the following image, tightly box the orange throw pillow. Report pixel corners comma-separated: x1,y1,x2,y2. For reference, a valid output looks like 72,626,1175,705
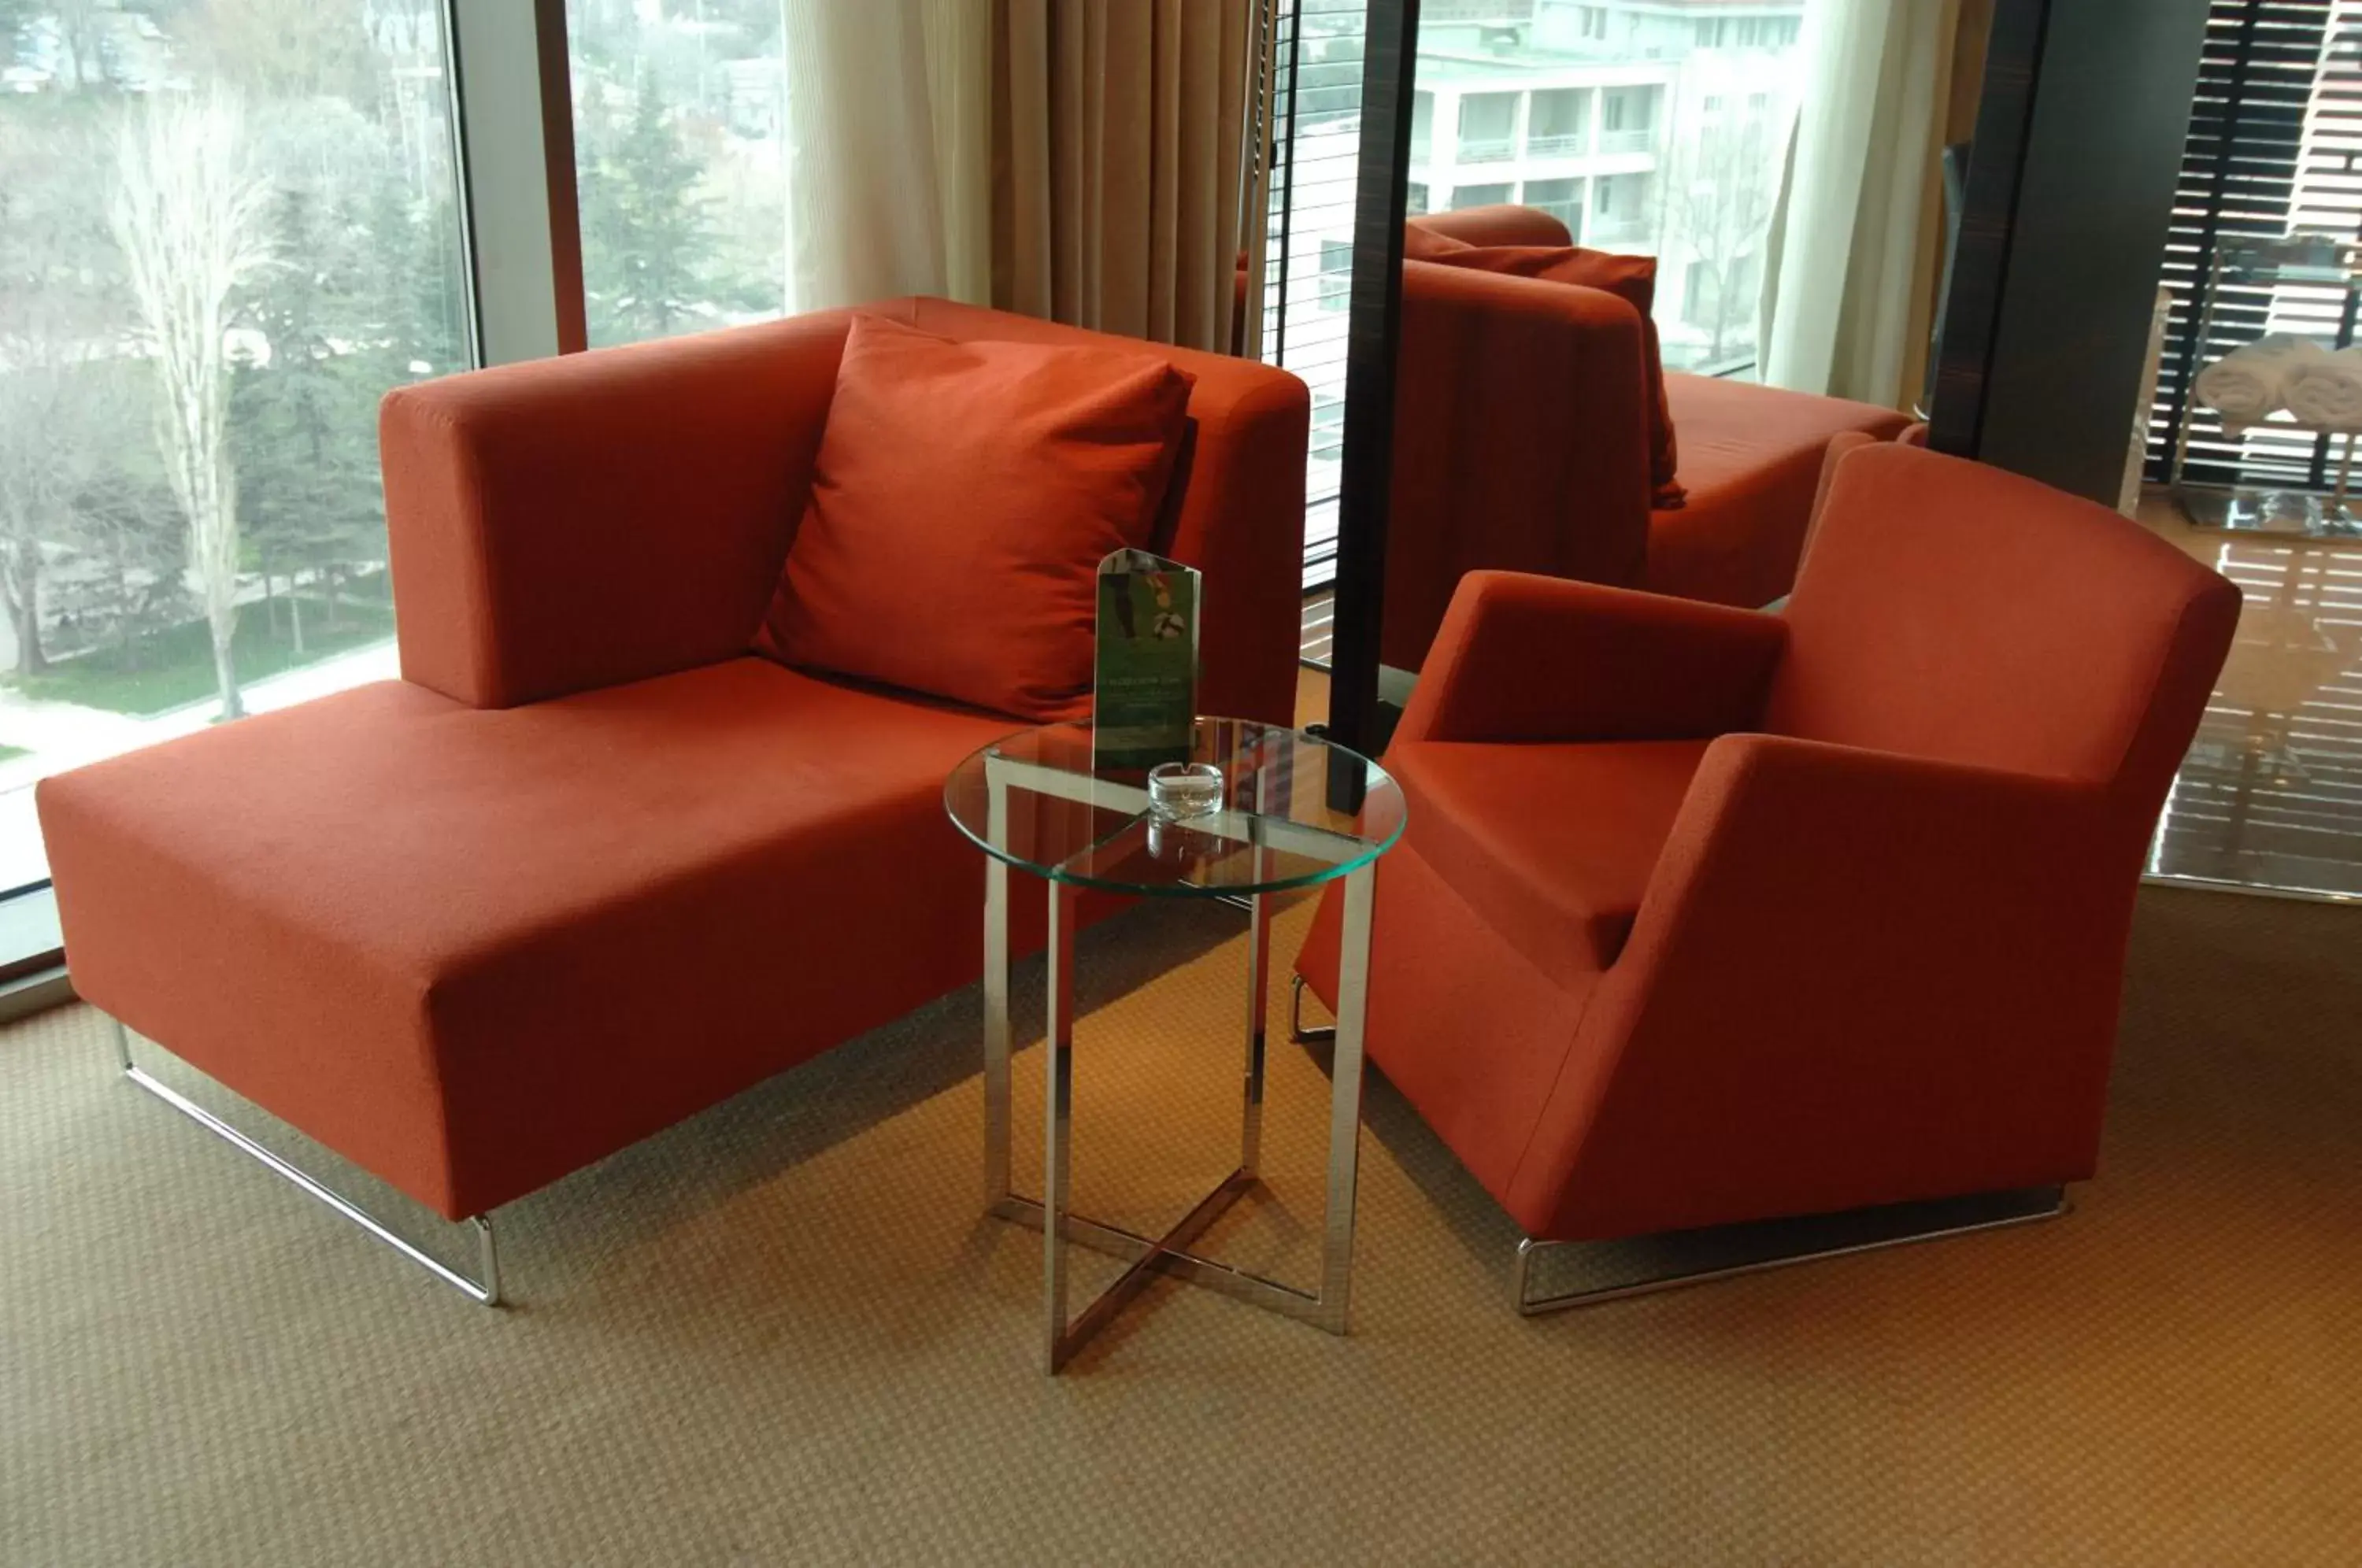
1409,231,1683,508
754,313,1194,720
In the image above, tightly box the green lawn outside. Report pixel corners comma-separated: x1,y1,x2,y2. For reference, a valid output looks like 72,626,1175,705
13,595,395,718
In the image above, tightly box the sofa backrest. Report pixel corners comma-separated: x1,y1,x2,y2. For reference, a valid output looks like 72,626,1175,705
379,300,1309,723
1767,442,2241,810
380,312,853,710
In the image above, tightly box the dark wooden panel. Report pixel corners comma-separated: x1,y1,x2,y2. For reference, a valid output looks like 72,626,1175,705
1927,0,2050,459
1938,0,2216,502
1324,0,1421,757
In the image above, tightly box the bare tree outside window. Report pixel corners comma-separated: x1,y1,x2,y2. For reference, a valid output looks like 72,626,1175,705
110,91,275,720
1661,109,1778,368
0,4,470,889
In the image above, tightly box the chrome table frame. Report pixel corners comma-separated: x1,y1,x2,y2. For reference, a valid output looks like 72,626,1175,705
979,755,1378,1374
109,1019,502,1305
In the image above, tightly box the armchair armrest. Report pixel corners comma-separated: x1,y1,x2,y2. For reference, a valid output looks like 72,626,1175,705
1396,571,1789,746
1509,731,2133,1237
1645,733,2117,929
1383,264,1658,670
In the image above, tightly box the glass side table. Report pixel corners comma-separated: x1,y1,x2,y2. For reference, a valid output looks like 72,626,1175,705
943,717,1405,1373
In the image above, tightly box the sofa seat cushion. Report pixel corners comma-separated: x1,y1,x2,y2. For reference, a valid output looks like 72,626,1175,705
1648,372,1912,609
38,659,1023,1219
1389,737,1709,991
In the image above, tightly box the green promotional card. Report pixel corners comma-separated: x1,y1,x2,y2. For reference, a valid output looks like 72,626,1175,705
1093,549,1200,771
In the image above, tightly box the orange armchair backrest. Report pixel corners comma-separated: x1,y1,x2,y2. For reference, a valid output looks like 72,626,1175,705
1768,443,2241,804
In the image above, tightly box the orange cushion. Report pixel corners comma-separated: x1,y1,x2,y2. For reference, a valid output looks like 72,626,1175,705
1389,736,1709,990
1405,231,1683,508
754,312,1194,721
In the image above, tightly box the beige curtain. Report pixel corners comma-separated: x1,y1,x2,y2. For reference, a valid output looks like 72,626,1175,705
993,0,1257,353
1759,0,1964,406
781,1,993,312
1894,0,1995,412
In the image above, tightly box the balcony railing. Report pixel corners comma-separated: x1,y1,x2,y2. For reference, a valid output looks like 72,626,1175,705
1598,128,1655,156
1458,134,1516,164
1525,132,1589,157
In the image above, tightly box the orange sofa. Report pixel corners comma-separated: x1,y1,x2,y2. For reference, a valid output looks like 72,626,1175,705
39,300,1307,1261
1299,443,2238,1304
1380,206,1912,671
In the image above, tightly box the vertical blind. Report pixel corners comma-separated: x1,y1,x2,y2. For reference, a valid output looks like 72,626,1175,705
2150,0,2340,486
1260,0,1368,589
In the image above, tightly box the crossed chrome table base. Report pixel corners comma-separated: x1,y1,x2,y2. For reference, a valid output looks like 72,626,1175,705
979,759,1378,1374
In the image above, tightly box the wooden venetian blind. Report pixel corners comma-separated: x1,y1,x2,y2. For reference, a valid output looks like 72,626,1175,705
2151,0,2339,486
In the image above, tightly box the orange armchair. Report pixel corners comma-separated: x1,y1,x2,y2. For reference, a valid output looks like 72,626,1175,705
1381,205,1912,671
1298,443,2239,1309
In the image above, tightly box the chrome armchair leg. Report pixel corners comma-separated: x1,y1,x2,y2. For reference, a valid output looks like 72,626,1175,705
1289,973,1337,1045
1512,1186,2070,1316
109,1019,504,1307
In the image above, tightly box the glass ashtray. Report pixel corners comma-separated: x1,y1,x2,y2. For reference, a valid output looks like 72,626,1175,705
1146,761,1224,819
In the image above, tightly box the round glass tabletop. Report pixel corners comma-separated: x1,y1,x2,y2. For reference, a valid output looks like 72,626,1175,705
943,717,1405,897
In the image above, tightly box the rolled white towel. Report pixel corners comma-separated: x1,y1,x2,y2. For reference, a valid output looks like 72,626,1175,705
2194,334,2323,434
2282,346,2362,431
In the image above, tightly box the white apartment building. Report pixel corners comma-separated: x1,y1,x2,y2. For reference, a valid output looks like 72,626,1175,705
1406,0,1807,370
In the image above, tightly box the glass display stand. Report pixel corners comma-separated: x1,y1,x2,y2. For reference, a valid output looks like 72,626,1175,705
2171,234,2362,538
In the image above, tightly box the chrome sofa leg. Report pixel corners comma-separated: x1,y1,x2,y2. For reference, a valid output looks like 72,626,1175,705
1512,1186,2071,1316
1290,973,1337,1045
109,1018,503,1306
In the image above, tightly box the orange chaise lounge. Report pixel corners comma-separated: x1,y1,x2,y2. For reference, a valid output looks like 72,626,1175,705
1378,205,1913,672
1297,442,2240,1310
36,300,1308,1303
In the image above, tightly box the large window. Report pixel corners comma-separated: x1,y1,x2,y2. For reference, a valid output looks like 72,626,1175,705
1257,0,1369,590
565,0,790,349
0,2,468,891
1403,2,1805,375
1261,0,1809,589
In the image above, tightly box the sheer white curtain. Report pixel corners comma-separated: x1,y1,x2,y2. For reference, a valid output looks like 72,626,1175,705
1759,0,1963,405
780,1,993,313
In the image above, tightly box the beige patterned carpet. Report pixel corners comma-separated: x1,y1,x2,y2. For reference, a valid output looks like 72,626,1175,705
2,885,2356,1566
